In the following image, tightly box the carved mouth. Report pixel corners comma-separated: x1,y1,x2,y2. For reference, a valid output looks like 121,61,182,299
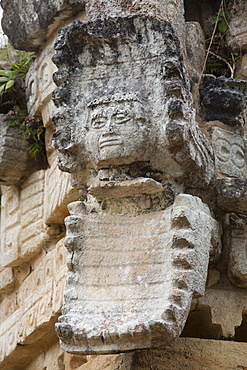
99,138,123,149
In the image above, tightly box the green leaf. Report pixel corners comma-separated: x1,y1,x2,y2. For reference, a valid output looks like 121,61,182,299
5,79,15,90
218,20,228,34
0,70,13,78
0,76,10,82
0,84,6,93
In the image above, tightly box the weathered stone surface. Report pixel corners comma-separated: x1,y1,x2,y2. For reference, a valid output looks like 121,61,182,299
200,75,247,126
44,155,79,224
85,0,183,22
216,178,247,214
25,338,247,370
224,213,247,288
1,0,86,51
25,41,57,125
0,239,66,369
198,288,247,338
52,15,213,186
84,0,186,49
0,186,21,267
240,52,247,79
212,128,246,178
185,21,205,80
227,0,247,51
56,194,218,354
88,177,164,199
0,115,43,186
0,171,46,267
0,268,16,296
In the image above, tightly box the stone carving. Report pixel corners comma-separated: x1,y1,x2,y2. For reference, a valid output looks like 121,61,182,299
56,194,218,353
52,15,213,186
216,178,247,214
212,128,246,178
200,75,247,126
52,15,219,354
0,186,21,267
44,158,79,224
0,171,46,268
25,44,57,127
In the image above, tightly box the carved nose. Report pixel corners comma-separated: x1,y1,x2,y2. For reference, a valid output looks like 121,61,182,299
102,119,117,135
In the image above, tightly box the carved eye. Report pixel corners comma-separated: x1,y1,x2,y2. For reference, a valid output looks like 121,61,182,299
113,112,131,124
91,117,106,129
231,144,245,169
216,138,230,162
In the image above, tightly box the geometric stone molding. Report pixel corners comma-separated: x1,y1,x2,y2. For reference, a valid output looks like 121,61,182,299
199,288,247,339
25,42,57,125
0,186,21,267
44,157,79,224
52,15,213,186
212,128,246,178
0,240,66,369
0,171,45,268
56,194,219,354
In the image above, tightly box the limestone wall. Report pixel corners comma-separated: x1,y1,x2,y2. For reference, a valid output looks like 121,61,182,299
0,0,247,369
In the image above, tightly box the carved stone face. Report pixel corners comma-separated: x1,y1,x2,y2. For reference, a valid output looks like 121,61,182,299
84,97,147,167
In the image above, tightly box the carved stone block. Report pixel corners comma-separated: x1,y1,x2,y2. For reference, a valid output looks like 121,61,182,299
229,227,247,288
200,75,247,126
52,15,213,186
56,194,218,354
212,128,246,178
0,186,21,267
0,116,43,186
216,178,247,214
1,0,85,51
0,172,46,268
185,21,205,79
44,157,79,224
225,214,247,288
0,268,16,296
26,42,57,125
19,171,46,262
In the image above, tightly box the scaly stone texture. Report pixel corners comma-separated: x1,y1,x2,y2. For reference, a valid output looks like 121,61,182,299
56,194,218,354
200,75,247,127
